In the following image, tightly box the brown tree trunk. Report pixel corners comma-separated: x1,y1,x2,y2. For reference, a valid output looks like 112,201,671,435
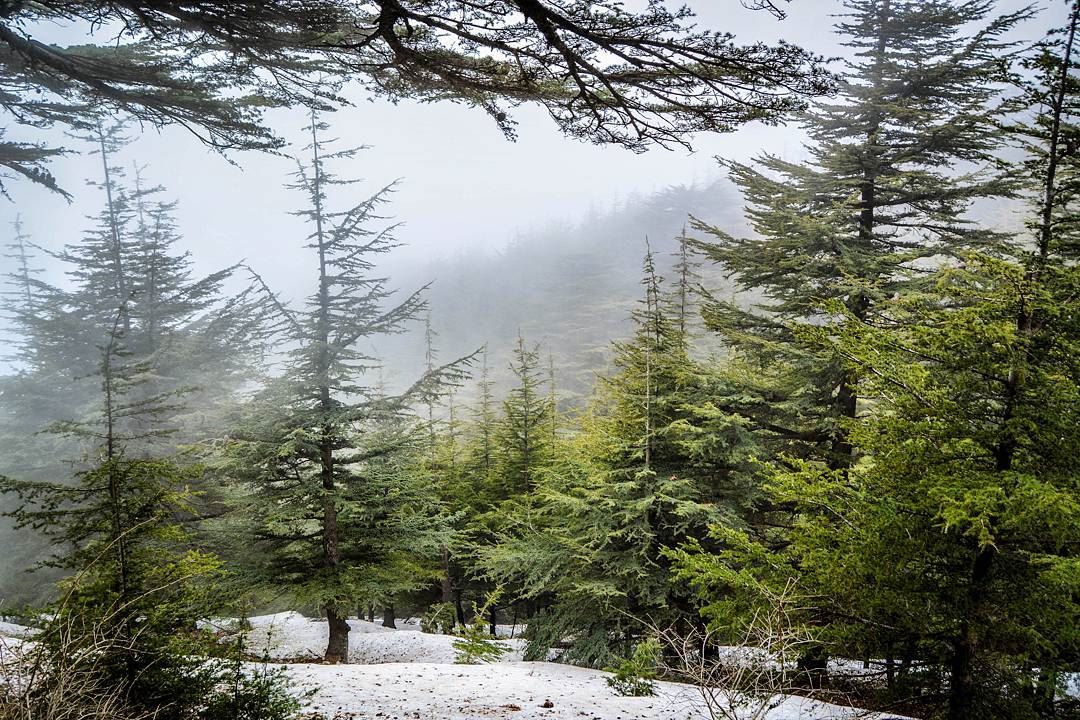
324,605,350,663
382,604,396,629
454,590,466,629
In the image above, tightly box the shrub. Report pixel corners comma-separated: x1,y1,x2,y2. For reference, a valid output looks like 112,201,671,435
452,590,509,665
605,638,660,696
421,602,457,635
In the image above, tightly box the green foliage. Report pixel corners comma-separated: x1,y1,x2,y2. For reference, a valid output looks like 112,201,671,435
14,596,301,720
421,602,457,635
453,590,510,665
199,660,302,720
691,0,1028,474
605,638,660,697
211,116,468,660
477,249,754,667
672,5,1072,716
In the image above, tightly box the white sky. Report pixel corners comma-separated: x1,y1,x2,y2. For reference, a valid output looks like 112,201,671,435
0,0,1054,303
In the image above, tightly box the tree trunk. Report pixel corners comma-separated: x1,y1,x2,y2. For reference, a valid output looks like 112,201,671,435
948,546,994,720
324,605,350,663
441,547,453,604
454,589,466,629
488,606,497,638
382,604,396,629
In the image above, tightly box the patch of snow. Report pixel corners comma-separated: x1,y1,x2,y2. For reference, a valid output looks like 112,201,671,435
239,612,524,664
0,622,32,640
284,660,911,719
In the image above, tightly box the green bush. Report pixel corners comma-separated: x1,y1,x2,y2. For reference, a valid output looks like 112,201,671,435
605,638,660,697
452,590,509,664
200,659,301,720
421,602,457,635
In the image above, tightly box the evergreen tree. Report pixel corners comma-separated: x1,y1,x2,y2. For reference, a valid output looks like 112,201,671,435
672,6,1080,718
2,216,40,322
0,305,224,716
10,121,258,430
0,121,277,602
692,0,1028,472
496,335,553,497
481,249,755,666
218,115,467,662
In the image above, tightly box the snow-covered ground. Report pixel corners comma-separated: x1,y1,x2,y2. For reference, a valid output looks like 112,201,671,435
0,612,914,719
214,613,906,719
217,612,527,664
0,621,32,640
284,660,899,720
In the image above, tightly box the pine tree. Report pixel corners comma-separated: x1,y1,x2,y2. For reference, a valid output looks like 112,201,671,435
218,115,467,662
692,0,1028,472
2,216,40,322
0,123,278,603
672,6,1080,717
496,335,552,497
0,304,223,715
481,249,755,666
9,121,264,448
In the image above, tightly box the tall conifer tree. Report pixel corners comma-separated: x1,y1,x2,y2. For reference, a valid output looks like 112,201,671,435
692,0,1028,470
219,115,467,662
673,6,1080,717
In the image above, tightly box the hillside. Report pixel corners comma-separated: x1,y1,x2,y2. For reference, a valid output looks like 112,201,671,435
381,180,746,403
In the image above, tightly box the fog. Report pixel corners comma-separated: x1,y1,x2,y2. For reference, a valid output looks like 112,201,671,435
0,0,1047,317
0,2,845,298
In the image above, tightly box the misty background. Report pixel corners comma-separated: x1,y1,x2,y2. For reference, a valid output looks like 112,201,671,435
0,0,1050,399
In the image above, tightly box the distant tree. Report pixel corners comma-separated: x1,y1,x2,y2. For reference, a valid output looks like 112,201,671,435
496,335,553,497
6,120,267,447
0,1,833,195
217,115,467,662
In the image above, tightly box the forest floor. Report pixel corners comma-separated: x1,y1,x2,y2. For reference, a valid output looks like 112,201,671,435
0,613,911,720
225,612,909,720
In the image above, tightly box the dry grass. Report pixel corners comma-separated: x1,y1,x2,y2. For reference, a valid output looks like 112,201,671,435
0,613,153,720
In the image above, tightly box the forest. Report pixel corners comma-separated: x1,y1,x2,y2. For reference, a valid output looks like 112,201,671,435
0,1,1078,720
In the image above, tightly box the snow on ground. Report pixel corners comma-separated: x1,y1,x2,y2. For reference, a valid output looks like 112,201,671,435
0,612,917,718
0,621,32,640
230,613,909,719
236,612,526,664
283,660,908,720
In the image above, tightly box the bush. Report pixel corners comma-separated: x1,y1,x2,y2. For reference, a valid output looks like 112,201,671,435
452,590,509,665
0,611,302,720
605,638,660,696
421,602,457,635
200,660,301,720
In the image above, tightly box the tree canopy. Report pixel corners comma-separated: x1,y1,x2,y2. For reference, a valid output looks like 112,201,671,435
0,0,833,195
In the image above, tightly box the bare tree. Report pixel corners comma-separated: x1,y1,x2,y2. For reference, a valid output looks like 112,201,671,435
653,579,825,720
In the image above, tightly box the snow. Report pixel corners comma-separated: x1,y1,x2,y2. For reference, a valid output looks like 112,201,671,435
0,621,32,639
0,612,914,718
224,613,910,719
235,612,526,664
283,660,909,720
